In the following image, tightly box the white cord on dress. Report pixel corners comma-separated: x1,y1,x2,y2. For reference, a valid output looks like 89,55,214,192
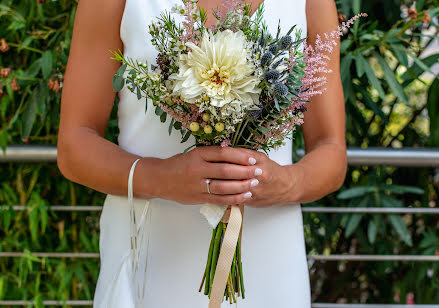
127,158,152,307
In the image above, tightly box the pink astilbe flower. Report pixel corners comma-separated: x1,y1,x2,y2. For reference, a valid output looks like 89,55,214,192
221,139,232,147
180,1,199,45
293,13,367,104
156,96,199,130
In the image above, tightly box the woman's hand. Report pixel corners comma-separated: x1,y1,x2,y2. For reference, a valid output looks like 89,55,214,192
236,149,302,207
149,146,264,206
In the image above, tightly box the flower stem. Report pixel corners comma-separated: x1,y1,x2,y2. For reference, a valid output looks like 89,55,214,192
202,228,216,294
209,222,224,296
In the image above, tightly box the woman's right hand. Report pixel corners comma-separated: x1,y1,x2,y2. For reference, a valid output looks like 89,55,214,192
149,146,263,205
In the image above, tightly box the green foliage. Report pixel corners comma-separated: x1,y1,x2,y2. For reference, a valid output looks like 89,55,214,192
0,0,438,305
299,0,439,303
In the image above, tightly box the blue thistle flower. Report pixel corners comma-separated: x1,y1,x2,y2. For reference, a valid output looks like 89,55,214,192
248,104,263,119
269,44,278,54
260,52,273,67
265,69,280,82
273,82,289,97
280,35,292,49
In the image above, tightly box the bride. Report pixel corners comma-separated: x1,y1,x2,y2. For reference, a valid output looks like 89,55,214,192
57,0,347,306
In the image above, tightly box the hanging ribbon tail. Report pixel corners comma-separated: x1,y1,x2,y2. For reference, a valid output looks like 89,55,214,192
127,158,152,307
208,205,243,308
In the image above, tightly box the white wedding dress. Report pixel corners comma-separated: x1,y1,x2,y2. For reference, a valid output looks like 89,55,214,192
93,0,311,307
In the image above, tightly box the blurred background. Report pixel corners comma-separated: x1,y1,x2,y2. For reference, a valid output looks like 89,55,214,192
0,0,438,306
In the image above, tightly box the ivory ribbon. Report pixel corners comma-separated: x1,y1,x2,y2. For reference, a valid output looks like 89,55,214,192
208,204,244,308
128,158,151,307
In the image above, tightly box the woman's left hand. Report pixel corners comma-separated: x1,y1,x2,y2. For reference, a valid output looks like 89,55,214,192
238,148,302,207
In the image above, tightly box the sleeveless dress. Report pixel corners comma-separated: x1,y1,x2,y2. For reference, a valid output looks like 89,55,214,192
93,0,311,307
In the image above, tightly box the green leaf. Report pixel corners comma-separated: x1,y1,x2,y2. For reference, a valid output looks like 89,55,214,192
160,112,167,123
401,54,439,86
41,50,53,79
390,44,409,67
427,78,439,147
381,184,424,195
388,214,413,246
155,105,163,116
168,118,175,136
367,219,377,244
36,82,47,116
379,193,403,207
0,129,8,154
407,52,436,76
112,76,124,92
22,90,38,140
174,121,182,130
416,0,425,11
337,186,376,199
25,59,41,78
374,52,409,104
354,52,365,77
357,55,386,100
340,53,353,99
258,126,269,133
136,87,141,100
181,130,192,143
345,213,363,237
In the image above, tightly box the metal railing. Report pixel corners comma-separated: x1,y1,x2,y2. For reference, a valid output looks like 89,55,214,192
1,145,439,307
2,145,439,166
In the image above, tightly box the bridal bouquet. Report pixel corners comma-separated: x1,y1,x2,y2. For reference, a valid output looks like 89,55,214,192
110,0,365,305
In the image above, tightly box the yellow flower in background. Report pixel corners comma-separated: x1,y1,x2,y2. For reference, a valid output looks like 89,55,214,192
170,29,261,108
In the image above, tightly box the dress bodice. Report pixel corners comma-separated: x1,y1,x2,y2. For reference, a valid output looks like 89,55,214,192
117,0,307,165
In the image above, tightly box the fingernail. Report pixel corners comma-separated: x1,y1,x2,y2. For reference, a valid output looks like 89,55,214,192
254,168,263,176
248,157,257,165
244,191,252,199
250,179,259,187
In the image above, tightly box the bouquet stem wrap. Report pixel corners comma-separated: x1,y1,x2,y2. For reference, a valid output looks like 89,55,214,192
205,204,244,308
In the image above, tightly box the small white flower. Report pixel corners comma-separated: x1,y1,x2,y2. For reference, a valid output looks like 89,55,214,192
172,4,186,15
173,41,186,52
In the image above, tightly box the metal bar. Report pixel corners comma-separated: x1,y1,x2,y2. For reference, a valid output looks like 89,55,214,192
301,207,439,214
0,145,57,162
0,300,93,306
0,252,99,258
2,205,439,214
0,205,104,211
308,255,439,261
295,147,439,167
1,252,438,261
0,302,436,307
2,145,439,166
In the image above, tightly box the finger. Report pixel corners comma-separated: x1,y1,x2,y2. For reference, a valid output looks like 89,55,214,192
198,146,258,166
209,178,259,195
206,163,263,180
204,191,253,206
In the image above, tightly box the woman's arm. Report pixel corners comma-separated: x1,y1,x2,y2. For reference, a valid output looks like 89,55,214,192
57,0,261,205
290,0,348,202
242,0,347,206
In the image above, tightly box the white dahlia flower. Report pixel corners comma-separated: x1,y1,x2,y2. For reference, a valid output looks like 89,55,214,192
169,29,261,108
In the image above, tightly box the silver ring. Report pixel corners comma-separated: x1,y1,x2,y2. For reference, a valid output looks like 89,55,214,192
205,179,212,194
